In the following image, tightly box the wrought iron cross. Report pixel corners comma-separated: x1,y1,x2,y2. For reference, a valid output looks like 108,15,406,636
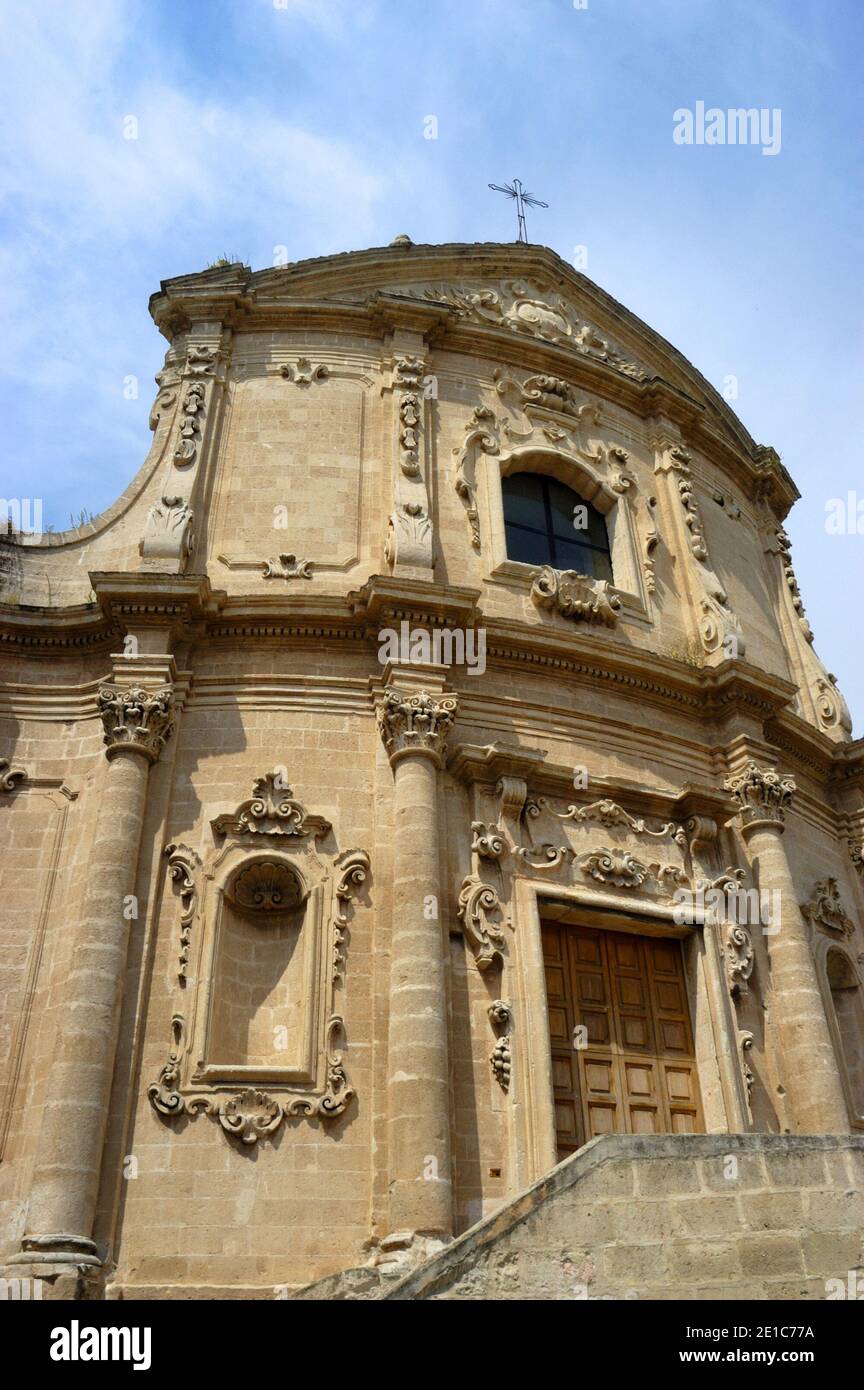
488,178,549,243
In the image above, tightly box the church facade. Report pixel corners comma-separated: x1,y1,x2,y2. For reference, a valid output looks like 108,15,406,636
1,240,862,1300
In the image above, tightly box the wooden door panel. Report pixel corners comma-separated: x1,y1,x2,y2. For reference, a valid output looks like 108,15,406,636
542,920,704,1158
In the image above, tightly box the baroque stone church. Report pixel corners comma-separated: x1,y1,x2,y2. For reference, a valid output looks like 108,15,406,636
1,239,862,1301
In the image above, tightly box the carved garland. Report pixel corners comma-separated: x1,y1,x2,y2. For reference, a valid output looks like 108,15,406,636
488,1000,513,1092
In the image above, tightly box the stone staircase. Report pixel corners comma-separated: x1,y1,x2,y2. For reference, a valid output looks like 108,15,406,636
385,1133,864,1301
294,1133,864,1300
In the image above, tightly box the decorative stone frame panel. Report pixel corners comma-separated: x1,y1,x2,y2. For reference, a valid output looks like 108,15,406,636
148,774,369,1144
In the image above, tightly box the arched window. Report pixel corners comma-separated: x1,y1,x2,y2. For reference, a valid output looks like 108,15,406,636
502,472,613,582
826,949,864,1118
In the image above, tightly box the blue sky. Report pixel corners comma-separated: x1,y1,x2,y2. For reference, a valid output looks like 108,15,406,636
1,0,861,720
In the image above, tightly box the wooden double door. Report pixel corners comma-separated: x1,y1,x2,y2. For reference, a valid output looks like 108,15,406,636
542,920,704,1157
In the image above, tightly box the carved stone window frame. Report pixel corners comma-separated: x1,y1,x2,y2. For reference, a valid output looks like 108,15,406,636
479,443,651,622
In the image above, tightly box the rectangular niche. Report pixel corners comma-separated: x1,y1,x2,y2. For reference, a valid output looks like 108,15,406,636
197,862,324,1086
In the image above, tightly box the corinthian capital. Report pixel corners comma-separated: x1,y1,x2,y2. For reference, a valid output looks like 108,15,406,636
377,687,457,767
98,685,176,763
723,760,796,832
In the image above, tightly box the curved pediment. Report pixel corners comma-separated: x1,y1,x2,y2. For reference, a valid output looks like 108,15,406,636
149,240,772,470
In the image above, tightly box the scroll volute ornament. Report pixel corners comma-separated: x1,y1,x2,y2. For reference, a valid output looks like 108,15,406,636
0,758,27,793
723,761,795,831
377,688,458,768
98,685,175,763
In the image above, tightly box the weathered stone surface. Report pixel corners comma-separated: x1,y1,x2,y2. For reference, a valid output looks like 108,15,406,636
0,240,862,1301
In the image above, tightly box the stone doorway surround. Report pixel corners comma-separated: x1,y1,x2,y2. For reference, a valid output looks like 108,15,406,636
448,741,755,1195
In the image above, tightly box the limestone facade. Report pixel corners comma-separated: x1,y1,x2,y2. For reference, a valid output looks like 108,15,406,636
0,240,862,1299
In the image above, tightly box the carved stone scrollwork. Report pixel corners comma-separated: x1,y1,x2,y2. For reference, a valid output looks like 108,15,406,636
139,494,194,570
164,843,201,982
333,849,371,983
173,382,206,465
660,446,744,656
531,566,621,626
0,758,26,793
281,358,329,386
774,528,812,640
723,923,755,997
457,874,506,971
471,821,506,860
377,688,457,768
148,1014,186,1117
454,404,499,549
219,1089,282,1145
739,1030,755,1107
488,1000,513,1092
98,685,175,763
262,553,313,579
641,495,659,594
515,843,570,870
384,502,431,570
766,528,851,737
212,772,331,840
419,280,648,379
398,392,421,477
723,761,795,831
393,355,424,478
558,799,687,846
801,878,855,938
577,846,686,891
850,842,864,878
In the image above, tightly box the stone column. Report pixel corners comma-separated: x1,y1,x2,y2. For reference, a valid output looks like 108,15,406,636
377,686,457,1249
14,683,175,1273
724,761,848,1133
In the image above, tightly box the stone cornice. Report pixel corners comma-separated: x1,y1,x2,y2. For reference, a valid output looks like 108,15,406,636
89,571,226,628
447,739,731,825
347,574,482,629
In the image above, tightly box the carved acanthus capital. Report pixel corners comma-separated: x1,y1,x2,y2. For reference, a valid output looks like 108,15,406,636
377,688,457,767
98,684,175,763
723,761,796,833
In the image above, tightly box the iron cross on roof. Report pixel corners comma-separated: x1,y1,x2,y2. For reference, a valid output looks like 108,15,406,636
488,178,549,243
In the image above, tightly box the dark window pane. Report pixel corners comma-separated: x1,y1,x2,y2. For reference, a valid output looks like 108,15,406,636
502,471,613,583
502,473,547,531
505,524,554,567
553,537,614,583
546,477,583,536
